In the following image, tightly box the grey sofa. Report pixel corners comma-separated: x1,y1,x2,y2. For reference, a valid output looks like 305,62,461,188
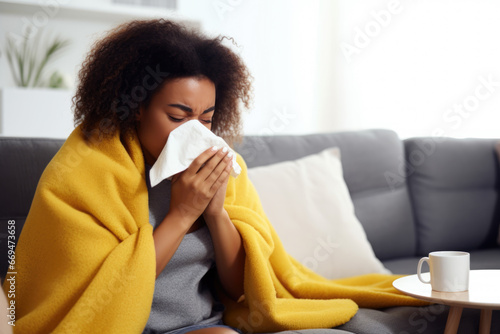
233,129,500,274
1,128,499,333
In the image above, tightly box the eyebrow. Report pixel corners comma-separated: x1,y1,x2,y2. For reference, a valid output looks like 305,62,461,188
167,104,215,114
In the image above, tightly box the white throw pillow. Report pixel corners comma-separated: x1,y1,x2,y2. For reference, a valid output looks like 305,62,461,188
247,147,391,279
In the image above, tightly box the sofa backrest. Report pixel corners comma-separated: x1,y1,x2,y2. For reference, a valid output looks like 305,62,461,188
404,137,500,256
234,129,418,261
0,137,64,282
8,130,497,280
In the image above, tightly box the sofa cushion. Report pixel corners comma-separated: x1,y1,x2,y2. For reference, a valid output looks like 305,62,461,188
336,306,500,334
247,147,390,279
404,137,500,256
235,129,417,260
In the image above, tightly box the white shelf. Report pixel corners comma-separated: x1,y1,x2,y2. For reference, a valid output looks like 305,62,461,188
0,0,199,27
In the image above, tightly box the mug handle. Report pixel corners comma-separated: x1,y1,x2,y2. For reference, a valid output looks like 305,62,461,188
417,257,431,284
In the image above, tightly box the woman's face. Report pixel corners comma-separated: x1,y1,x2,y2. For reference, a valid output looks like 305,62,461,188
136,76,216,166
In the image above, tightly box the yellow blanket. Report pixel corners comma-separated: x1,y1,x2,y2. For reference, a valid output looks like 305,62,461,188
3,125,424,334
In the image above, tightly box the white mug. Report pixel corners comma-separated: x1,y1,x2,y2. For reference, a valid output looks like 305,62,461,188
417,251,470,292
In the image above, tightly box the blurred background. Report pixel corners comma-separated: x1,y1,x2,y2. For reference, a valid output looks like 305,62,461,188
0,0,499,139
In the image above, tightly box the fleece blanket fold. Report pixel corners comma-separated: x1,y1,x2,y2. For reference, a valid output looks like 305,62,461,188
3,125,424,334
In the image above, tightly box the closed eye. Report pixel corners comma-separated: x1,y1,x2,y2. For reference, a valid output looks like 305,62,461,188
169,115,212,124
168,116,184,122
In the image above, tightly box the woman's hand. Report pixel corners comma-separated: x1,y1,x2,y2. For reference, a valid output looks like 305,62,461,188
168,146,233,226
203,154,232,221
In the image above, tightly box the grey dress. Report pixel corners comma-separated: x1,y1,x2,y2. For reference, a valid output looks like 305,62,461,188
142,165,224,334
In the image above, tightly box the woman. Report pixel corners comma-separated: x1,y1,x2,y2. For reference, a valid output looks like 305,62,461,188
6,18,425,334
73,19,252,334
9,19,252,334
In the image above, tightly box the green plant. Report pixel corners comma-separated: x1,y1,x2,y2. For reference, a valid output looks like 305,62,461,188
4,28,70,88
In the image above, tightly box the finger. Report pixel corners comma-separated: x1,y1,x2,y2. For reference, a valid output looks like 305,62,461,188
196,147,231,180
185,146,219,177
209,158,233,193
204,149,233,182
205,152,232,185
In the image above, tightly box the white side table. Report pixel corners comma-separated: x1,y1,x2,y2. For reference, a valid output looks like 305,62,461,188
393,270,500,334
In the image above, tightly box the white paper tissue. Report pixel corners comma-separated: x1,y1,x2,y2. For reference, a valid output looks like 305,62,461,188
149,120,242,187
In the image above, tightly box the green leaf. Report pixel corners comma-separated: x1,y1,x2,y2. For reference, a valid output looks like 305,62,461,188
26,30,41,87
3,28,70,88
33,36,69,87
5,37,21,86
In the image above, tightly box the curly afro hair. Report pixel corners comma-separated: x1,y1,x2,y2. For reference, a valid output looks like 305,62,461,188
73,19,253,146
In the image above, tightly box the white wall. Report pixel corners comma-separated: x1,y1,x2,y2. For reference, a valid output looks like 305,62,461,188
334,0,500,139
1,0,500,139
177,0,339,136
180,0,500,139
